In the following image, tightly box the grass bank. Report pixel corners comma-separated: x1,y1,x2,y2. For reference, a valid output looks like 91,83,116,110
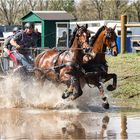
106,53,140,107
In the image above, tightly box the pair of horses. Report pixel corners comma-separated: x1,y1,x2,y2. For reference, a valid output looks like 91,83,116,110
34,24,118,109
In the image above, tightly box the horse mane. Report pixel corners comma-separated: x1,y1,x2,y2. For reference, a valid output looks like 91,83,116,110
69,27,78,47
90,26,105,46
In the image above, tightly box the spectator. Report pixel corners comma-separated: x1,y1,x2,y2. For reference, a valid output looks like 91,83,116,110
58,31,67,47
35,28,41,47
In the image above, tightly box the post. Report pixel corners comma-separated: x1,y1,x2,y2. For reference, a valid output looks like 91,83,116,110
121,15,127,54
41,21,45,48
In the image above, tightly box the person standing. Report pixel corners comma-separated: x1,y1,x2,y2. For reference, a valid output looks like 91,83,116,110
35,28,41,47
58,31,67,47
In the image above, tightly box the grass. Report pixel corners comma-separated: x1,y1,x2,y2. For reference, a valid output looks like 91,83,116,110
105,53,140,107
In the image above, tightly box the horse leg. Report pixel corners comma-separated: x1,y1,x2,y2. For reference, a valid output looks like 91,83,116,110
62,84,74,99
62,75,83,100
95,82,109,109
71,76,83,100
102,73,117,91
62,76,82,100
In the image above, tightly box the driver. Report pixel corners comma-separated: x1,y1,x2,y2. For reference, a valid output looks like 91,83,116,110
10,23,35,72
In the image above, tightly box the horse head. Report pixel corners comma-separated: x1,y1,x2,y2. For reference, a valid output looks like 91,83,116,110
71,24,90,51
103,25,118,56
84,25,118,62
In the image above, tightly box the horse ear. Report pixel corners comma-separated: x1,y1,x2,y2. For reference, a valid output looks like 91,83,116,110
76,23,80,29
113,24,117,30
103,24,107,30
104,23,107,27
85,24,88,28
104,25,107,30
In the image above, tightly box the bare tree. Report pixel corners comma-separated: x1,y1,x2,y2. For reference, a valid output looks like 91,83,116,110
133,1,140,22
48,0,64,10
0,0,138,25
75,0,97,21
26,0,46,11
27,0,37,10
0,0,23,25
91,0,106,20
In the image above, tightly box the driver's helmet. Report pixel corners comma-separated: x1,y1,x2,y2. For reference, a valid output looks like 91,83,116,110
24,23,34,29
13,27,20,32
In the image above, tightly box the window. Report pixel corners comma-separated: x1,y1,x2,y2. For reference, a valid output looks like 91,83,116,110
56,22,69,48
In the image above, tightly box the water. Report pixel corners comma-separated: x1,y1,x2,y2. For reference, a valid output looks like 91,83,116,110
0,109,140,140
0,76,140,140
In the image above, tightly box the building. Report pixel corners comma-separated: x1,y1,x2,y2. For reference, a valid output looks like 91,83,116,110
21,11,75,49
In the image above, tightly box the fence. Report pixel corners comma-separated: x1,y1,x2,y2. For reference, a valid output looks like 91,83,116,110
121,15,140,53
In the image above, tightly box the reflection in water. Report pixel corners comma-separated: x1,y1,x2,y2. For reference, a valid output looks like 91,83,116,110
0,109,140,139
62,121,86,139
100,115,109,139
0,109,112,140
121,114,128,140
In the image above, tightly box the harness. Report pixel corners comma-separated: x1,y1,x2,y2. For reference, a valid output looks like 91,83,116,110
35,25,91,84
34,49,85,82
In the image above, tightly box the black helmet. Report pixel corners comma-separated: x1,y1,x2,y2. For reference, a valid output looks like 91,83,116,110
13,27,19,32
24,23,34,29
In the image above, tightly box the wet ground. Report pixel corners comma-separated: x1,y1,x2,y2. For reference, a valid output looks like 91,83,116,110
0,76,140,139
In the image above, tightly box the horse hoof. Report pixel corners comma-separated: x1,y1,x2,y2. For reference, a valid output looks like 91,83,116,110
62,90,73,99
102,102,109,109
107,85,116,91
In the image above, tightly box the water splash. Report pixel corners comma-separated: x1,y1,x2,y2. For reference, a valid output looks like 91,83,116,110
0,75,101,110
0,75,76,109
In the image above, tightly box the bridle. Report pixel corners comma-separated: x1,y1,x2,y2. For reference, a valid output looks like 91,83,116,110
81,27,117,57
104,28,117,50
75,26,90,48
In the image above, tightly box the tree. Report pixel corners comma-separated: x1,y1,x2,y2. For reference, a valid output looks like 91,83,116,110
133,1,140,22
91,0,105,20
0,0,23,25
75,0,96,21
48,0,75,12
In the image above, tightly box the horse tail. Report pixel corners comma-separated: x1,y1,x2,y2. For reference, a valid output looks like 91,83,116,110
34,51,46,67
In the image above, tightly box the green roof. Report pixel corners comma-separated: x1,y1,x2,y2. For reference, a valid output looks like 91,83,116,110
21,11,75,21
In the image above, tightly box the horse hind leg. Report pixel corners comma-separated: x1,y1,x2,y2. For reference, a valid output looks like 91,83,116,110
95,82,109,109
103,73,117,91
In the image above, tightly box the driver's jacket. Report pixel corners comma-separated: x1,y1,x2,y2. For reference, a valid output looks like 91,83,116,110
4,35,14,50
12,31,36,54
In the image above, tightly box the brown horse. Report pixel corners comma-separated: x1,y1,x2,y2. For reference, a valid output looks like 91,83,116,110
81,25,118,109
34,24,90,100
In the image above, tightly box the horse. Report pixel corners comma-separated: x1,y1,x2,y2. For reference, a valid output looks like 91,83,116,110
81,25,118,109
34,24,91,100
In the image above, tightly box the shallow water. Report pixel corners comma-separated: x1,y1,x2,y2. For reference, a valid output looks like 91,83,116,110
0,76,140,139
0,108,140,140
